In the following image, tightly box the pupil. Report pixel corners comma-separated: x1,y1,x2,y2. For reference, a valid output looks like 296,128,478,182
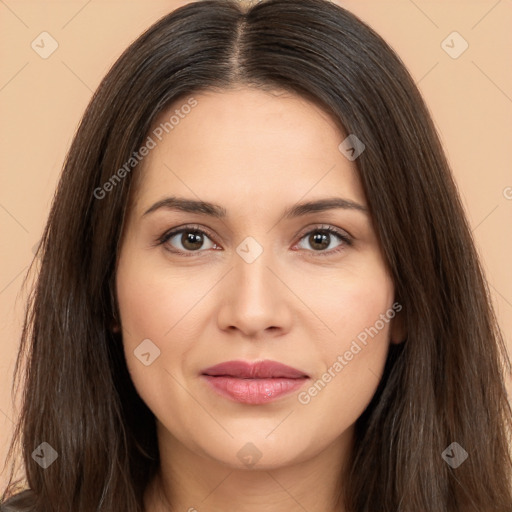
183,231,203,250
311,231,329,250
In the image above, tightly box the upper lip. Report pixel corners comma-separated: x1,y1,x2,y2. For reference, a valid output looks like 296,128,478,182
201,360,309,379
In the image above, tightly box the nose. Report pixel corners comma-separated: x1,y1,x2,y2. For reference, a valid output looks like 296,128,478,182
216,247,293,338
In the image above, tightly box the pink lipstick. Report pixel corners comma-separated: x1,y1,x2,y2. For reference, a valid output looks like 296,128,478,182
200,360,309,404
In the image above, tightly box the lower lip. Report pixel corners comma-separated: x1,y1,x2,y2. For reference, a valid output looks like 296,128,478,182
201,375,309,404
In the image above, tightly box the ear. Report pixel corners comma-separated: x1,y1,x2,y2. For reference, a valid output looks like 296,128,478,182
111,320,121,333
389,304,406,344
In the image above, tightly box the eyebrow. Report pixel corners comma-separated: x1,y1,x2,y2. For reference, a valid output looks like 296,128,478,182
142,196,368,219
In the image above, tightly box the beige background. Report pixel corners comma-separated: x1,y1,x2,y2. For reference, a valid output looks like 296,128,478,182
1,0,511,489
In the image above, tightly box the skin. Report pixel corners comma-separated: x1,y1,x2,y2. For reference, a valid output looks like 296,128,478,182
115,87,405,512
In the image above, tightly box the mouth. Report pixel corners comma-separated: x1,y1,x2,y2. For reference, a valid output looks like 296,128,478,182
200,359,310,404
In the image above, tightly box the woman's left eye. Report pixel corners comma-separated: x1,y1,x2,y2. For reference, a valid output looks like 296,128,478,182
157,224,352,257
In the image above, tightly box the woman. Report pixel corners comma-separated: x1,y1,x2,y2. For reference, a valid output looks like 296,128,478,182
2,0,511,510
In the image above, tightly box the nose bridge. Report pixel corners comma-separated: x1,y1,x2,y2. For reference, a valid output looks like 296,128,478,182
216,233,292,335
233,234,277,307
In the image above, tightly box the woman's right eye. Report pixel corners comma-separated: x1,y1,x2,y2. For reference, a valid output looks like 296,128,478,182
158,226,218,256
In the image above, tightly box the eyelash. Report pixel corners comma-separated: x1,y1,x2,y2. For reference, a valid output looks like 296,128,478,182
155,224,353,258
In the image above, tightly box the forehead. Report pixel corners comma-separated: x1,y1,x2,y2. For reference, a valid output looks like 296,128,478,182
130,87,366,217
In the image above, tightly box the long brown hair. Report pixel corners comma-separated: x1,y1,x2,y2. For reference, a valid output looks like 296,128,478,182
2,0,511,510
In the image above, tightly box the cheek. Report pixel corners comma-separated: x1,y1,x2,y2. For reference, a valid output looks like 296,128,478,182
115,252,186,389
115,249,219,407
301,259,394,346
115,264,186,428
296,262,394,411
115,250,206,347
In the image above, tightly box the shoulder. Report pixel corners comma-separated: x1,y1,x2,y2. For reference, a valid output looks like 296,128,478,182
0,489,37,512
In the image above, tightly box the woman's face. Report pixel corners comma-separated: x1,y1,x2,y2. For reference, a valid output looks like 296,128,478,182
115,87,403,470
